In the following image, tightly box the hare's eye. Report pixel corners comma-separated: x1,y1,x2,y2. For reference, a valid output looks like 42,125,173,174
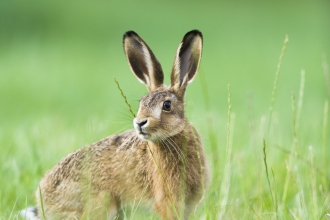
162,101,171,111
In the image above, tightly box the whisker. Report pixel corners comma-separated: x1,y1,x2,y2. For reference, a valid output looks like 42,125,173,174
155,133,178,164
158,131,184,163
162,131,185,159
113,126,133,136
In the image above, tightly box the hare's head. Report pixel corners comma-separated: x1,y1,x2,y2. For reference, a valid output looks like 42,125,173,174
123,30,203,142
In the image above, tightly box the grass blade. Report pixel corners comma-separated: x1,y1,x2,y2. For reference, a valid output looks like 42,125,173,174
39,186,47,220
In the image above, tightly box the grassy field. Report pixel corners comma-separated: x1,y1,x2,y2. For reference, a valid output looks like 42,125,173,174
1,0,330,219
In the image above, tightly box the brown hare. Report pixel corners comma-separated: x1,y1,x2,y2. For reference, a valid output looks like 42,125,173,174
21,30,209,220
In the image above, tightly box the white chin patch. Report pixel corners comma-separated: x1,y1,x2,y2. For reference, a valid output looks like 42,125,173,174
135,129,149,140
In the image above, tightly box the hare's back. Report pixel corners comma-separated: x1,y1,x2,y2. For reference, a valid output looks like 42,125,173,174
40,129,143,190
37,129,150,210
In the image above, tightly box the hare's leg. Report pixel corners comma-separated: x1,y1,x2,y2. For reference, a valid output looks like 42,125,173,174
154,199,176,220
80,192,121,219
107,195,122,220
154,192,183,220
184,193,205,220
183,201,198,220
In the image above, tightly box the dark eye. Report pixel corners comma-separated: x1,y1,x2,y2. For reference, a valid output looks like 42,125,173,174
162,100,171,111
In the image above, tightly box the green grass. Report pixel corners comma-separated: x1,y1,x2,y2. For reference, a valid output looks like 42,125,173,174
1,0,330,219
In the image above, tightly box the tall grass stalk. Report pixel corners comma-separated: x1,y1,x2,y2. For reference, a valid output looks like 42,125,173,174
281,69,305,206
322,55,330,97
286,91,309,218
262,139,277,218
130,185,149,219
296,70,305,129
322,99,329,190
8,197,17,220
179,131,188,219
322,54,330,194
267,35,289,136
199,70,219,219
308,146,318,219
295,171,308,219
38,186,47,220
281,92,298,209
146,143,180,219
199,70,218,170
291,93,297,150
113,78,179,219
218,85,234,219
191,127,206,216
114,77,136,118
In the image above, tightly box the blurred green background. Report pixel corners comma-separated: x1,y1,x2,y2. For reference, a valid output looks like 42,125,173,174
1,0,330,218
1,0,329,125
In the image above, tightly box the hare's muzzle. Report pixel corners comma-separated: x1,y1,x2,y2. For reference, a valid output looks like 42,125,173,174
133,118,149,137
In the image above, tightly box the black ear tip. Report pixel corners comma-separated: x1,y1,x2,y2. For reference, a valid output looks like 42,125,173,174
123,31,139,40
185,30,203,39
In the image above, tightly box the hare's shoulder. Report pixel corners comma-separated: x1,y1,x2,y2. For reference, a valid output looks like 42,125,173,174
90,130,141,151
41,130,141,187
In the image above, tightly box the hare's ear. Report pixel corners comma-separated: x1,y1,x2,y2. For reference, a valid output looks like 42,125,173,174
123,31,164,92
170,30,203,97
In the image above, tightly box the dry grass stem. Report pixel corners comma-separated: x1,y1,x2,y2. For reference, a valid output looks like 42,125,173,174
113,76,179,218
114,77,136,118
267,35,289,135
262,139,277,218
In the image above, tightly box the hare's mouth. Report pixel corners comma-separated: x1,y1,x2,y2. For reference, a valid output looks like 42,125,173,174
139,131,148,136
136,130,150,140
135,127,149,138
136,126,147,135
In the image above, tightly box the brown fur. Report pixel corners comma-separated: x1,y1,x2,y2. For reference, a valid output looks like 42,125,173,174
35,30,209,220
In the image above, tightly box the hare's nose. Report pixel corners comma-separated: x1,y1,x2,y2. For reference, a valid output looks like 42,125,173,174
136,119,148,128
